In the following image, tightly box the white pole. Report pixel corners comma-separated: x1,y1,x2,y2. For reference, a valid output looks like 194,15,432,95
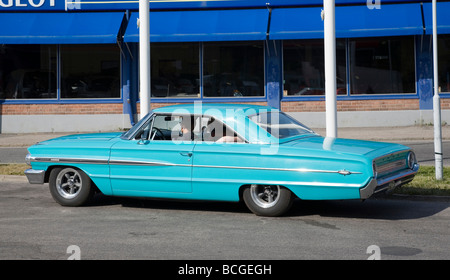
139,0,151,119
324,0,338,138
432,0,443,180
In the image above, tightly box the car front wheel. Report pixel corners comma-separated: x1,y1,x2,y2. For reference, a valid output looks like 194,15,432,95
49,167,94,207
242,184,294,216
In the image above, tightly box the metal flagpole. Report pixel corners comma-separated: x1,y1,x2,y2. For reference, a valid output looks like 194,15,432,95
432,0,443,180
323,0,338,138
139,0,151,119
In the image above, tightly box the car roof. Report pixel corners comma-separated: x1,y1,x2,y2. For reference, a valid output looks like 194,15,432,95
152,103,282,144
152,103,278,118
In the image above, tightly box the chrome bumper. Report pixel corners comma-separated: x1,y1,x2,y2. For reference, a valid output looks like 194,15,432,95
25,169,45,184
360,163,419,199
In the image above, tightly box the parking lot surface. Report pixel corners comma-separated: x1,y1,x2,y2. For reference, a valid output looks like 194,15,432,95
0,177,449,260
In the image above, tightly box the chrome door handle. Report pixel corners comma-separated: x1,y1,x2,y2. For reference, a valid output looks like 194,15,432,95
180,152,193,157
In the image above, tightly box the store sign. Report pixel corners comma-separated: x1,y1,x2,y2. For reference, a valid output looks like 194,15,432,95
0,0,55,8
0,0,420,12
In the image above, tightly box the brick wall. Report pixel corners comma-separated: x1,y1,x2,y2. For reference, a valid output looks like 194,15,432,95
4,99,450,115
137,101,268,113
281,99,422,112
0,103,123,115
441,99,450,109
0,102,269,116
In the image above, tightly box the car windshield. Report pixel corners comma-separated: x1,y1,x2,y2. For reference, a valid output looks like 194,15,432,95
121,113,151,140
248,111,314,139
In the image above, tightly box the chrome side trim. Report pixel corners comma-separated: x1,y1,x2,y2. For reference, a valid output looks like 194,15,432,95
31,157,362,175
31,157,108,165
110,159,361,175
109,160,178,166
191,164,362,175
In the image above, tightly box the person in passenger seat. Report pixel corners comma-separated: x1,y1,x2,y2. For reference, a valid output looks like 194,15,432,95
173,118,193,141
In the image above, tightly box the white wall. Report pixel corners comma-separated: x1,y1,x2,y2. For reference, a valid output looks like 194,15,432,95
287,109,450,128
2,110,450,133
0,114,131,133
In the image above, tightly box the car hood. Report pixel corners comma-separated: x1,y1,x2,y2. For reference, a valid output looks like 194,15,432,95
281,135,410,159
36,132,123,145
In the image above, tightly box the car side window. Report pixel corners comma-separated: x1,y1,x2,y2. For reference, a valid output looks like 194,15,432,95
201,116,244,143
132,114,245,143
134,114,195,141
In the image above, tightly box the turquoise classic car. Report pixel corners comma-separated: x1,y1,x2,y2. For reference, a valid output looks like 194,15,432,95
25,104,419,216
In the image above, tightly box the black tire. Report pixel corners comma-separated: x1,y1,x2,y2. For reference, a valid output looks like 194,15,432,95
49,167,94,207
242,184,294,217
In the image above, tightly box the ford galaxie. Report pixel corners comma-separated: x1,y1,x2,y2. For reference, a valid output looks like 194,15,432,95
25,104,419,216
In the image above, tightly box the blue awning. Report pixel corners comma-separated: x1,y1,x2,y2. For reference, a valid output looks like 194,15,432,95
423,2,450,34
269,3,424,40
124,9,269,42
269,7,324,40
0,12,125,44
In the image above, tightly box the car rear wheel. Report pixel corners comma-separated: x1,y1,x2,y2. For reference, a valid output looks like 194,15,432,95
49,167,94,207
242,184,294,216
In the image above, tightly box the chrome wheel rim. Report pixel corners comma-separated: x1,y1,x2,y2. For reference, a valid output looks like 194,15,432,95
250,184,280,208
56,168,83,200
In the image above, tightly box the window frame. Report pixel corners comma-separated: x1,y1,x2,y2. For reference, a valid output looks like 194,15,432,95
126,112,247,143
148,41,267,104
0,44,58,101
0,43,123,105
280,36,420,102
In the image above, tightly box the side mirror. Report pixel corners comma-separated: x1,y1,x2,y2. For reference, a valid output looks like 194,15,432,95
137,139,150,145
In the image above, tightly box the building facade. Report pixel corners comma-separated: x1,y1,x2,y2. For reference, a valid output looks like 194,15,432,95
1,0,450,133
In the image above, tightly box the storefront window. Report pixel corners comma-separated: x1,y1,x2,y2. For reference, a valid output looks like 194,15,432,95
151,43,199,98
283,39,347,96
61,44,120,99
203,42,264,97
439,35,450,93
0,45,57,99
349,37,415,95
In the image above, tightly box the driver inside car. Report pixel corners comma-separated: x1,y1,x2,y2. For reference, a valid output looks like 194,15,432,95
172,117,193,141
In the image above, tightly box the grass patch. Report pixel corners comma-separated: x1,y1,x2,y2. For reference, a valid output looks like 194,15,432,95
1,164,449,196
0,164,28,176
394,166,450,196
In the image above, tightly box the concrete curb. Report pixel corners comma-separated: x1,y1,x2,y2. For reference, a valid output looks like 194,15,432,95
0,175,29,182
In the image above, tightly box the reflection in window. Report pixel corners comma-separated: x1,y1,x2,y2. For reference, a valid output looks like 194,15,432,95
0,45,56,99
283,39,347,96
248,111,313,139
203,42,264,97
151,43,199,98
61,45,120,99
439,35,450,93
349,37,415,94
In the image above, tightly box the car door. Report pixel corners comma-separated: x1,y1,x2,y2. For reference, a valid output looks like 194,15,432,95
109,113,195,196
191,116,254,201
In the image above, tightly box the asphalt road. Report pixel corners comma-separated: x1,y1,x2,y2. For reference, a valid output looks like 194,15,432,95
2,141,450,166
0,177,449,260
